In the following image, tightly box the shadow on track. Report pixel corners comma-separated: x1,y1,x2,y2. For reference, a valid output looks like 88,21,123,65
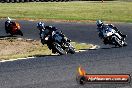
101,46,124,49
0,35,17,39
32,54,59,58
79,48,98,51
101,47,116,49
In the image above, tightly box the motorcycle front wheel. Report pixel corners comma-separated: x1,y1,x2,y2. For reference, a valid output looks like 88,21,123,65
53,42,66,55
112,37,123,47
17,30,23,36
123,42,127,46
68,47,75,54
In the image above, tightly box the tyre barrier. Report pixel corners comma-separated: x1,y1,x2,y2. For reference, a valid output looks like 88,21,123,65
0,0,72,2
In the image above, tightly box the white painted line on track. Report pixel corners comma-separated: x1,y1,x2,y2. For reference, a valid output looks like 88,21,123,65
0,57,35,63
89,45,100,50
75,50,87,52
76,45,100,52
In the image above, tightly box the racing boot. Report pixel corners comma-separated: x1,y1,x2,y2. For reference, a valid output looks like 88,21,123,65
103,38,109,45
52,49,56,54
6,30,9,34
63,36,71,42
5,27,9,34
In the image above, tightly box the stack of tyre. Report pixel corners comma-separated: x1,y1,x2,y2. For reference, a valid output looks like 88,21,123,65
0,0,71,2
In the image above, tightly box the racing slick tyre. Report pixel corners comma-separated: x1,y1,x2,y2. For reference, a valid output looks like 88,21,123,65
6,0,10,3
17,30,23,36
11,0,15,3
10,33,14,37
68,47,75,54
44,0,48,2
123,42,127,46
112,37,123,47
53,42,66,55
20,0,24,2
30,0,34,2
15,0,20,2
25,0,29,2
36,0,39,2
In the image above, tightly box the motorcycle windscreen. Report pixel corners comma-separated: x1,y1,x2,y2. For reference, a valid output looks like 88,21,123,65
104,25,116,32
103,26,116,37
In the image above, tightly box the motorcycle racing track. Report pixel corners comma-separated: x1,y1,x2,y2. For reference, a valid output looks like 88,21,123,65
0,19,132,88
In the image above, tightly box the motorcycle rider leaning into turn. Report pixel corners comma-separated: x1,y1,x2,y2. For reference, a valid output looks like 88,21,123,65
5,17,14,33
96,20,127,44
37,22,71,53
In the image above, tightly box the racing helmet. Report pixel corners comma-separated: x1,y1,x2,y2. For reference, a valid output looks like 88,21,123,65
96,20,104,28
7,17,11,23
37,22,45,29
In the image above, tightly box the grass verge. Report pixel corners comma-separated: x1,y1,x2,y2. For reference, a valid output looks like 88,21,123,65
0,1,132,22
0,38,93,61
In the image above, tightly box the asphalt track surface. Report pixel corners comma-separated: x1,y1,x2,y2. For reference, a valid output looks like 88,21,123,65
0,19,132,88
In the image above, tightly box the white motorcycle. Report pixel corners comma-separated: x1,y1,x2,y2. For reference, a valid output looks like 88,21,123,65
101,26,127,47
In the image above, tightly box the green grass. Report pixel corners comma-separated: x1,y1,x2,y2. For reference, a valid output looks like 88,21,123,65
0,1,132,22
0,39,93,60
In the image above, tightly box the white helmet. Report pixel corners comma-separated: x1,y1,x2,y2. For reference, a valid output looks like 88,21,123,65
37,22,45,29
96,20,104,28
7,17,11,23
